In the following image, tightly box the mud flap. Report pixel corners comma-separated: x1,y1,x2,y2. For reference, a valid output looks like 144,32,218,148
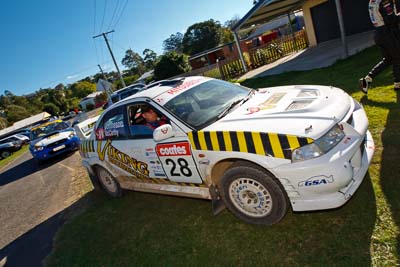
209,184,226,215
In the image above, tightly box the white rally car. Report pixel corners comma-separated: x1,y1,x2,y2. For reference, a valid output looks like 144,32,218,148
78,76,374,225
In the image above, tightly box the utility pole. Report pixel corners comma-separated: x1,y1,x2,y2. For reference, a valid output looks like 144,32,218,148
97,64,107,80
93,30,126,87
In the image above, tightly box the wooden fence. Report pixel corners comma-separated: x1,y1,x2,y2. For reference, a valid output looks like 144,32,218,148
171,29,308,81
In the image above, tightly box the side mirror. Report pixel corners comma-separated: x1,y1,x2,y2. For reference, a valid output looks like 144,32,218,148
153,124,174,141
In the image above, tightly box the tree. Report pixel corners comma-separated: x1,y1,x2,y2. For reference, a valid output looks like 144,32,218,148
121,49,146,75
43,103,60,116
5,105,30,123
0,117,8,130
154,52,191,80
162,32,183,53
224,15,241,29
70,81,96,99
142,49,157,70
182,19,222,55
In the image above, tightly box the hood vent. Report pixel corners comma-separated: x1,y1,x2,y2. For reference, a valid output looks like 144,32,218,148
297,90,319,98
286,100,314,111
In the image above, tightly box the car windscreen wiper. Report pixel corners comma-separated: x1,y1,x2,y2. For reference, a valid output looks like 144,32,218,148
217,98,244,119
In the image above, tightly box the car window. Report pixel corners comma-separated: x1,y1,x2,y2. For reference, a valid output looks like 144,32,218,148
30,121,70,140
95,106,128,140
164,80,249,129
127,103,169,139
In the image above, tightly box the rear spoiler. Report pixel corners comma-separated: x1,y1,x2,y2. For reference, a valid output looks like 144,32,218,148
74,115,100,140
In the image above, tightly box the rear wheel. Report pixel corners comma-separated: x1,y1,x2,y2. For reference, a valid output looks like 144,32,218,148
220,163,288,225
96,167,123,197
1,150,12,159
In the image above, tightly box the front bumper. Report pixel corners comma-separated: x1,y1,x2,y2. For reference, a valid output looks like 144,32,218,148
286,130,374,211
30,137,80,160
274,101,375,212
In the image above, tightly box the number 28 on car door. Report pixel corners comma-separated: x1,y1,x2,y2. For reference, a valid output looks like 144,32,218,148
156,141,203,184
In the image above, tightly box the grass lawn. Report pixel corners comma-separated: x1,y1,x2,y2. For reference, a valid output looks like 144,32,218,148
0,145,29,170
46,46,399,266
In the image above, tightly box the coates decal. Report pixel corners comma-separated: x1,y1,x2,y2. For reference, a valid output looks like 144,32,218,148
298,175,334,187
97,140,149,178
156,142,191,157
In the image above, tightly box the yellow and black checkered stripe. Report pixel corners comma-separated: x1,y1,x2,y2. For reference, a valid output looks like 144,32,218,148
80,140,95,153
188,131,313,160
132,176,207,187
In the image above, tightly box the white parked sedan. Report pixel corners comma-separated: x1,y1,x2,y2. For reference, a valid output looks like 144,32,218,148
78,76,374,225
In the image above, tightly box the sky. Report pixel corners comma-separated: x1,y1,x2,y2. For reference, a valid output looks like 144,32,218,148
0,0,253,96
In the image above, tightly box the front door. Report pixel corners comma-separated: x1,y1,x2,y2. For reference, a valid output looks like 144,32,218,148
126,102,204,184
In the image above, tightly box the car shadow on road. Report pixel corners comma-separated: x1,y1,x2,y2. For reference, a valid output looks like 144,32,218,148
0,151,77,186
362,91,400,261
0,192,94,267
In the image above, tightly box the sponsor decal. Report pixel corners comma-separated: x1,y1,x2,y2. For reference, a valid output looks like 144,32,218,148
298,175,334,187
156,142,191,157
97,140,149,178
82,121,96,133
105,120,124,130
246,92,286,114
343,136,352,144
105,129,119,137
166,79,202,95
95,128,105,140
161,127,169,134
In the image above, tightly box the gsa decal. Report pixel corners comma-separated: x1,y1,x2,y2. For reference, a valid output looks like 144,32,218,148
298,175,334,187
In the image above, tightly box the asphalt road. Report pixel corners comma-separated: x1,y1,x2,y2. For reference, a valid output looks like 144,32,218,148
0,150,88,267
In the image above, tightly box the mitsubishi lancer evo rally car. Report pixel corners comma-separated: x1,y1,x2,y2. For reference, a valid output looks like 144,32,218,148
30,119,80,162
78,76,374,225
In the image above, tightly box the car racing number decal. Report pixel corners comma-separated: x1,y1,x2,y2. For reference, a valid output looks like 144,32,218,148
156,141,203,184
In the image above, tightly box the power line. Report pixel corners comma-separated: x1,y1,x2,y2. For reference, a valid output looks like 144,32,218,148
99,0,108,33
92,0,97,35
111,0,128,29
106,0,120,31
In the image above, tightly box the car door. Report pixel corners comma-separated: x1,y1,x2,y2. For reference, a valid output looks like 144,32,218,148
94,105,134,178
126,101,204,184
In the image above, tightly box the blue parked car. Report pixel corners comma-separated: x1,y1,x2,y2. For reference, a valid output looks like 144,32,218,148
29,120,80,163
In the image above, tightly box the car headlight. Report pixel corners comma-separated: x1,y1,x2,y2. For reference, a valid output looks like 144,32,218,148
292,124,345,162
34,146,44,152
68,131,76,138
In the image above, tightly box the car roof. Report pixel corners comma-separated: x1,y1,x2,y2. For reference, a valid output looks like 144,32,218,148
112,83,145,95
120,76,211,104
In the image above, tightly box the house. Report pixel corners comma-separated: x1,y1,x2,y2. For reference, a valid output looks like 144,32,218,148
79,92,104,110
189,12,304,70
232,0,373,56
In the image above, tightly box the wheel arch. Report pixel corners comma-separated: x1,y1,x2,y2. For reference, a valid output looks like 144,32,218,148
210,159,278,187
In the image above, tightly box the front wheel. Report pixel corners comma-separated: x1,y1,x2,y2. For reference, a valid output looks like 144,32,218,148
96,167,123,197
220,164,288,225
1,150,12,159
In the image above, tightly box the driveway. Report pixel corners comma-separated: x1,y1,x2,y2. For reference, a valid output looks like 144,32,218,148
0,151,91,267
240,30,375,79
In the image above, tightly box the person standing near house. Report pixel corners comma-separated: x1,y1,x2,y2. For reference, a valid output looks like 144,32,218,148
359,0,400,93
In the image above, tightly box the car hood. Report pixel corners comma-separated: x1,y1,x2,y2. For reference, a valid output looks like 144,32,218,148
206,85,352,140
31,129,75,147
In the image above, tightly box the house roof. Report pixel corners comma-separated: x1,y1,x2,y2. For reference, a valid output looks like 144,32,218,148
232,0,304,31
189,42,235,60
0,112,51,137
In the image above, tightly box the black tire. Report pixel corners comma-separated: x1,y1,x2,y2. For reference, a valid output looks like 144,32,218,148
220,163,288,225
1,150,12,159
96,166,123,197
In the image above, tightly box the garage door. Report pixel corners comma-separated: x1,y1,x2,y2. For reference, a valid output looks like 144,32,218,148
311,0,373,44
311,1,340,43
